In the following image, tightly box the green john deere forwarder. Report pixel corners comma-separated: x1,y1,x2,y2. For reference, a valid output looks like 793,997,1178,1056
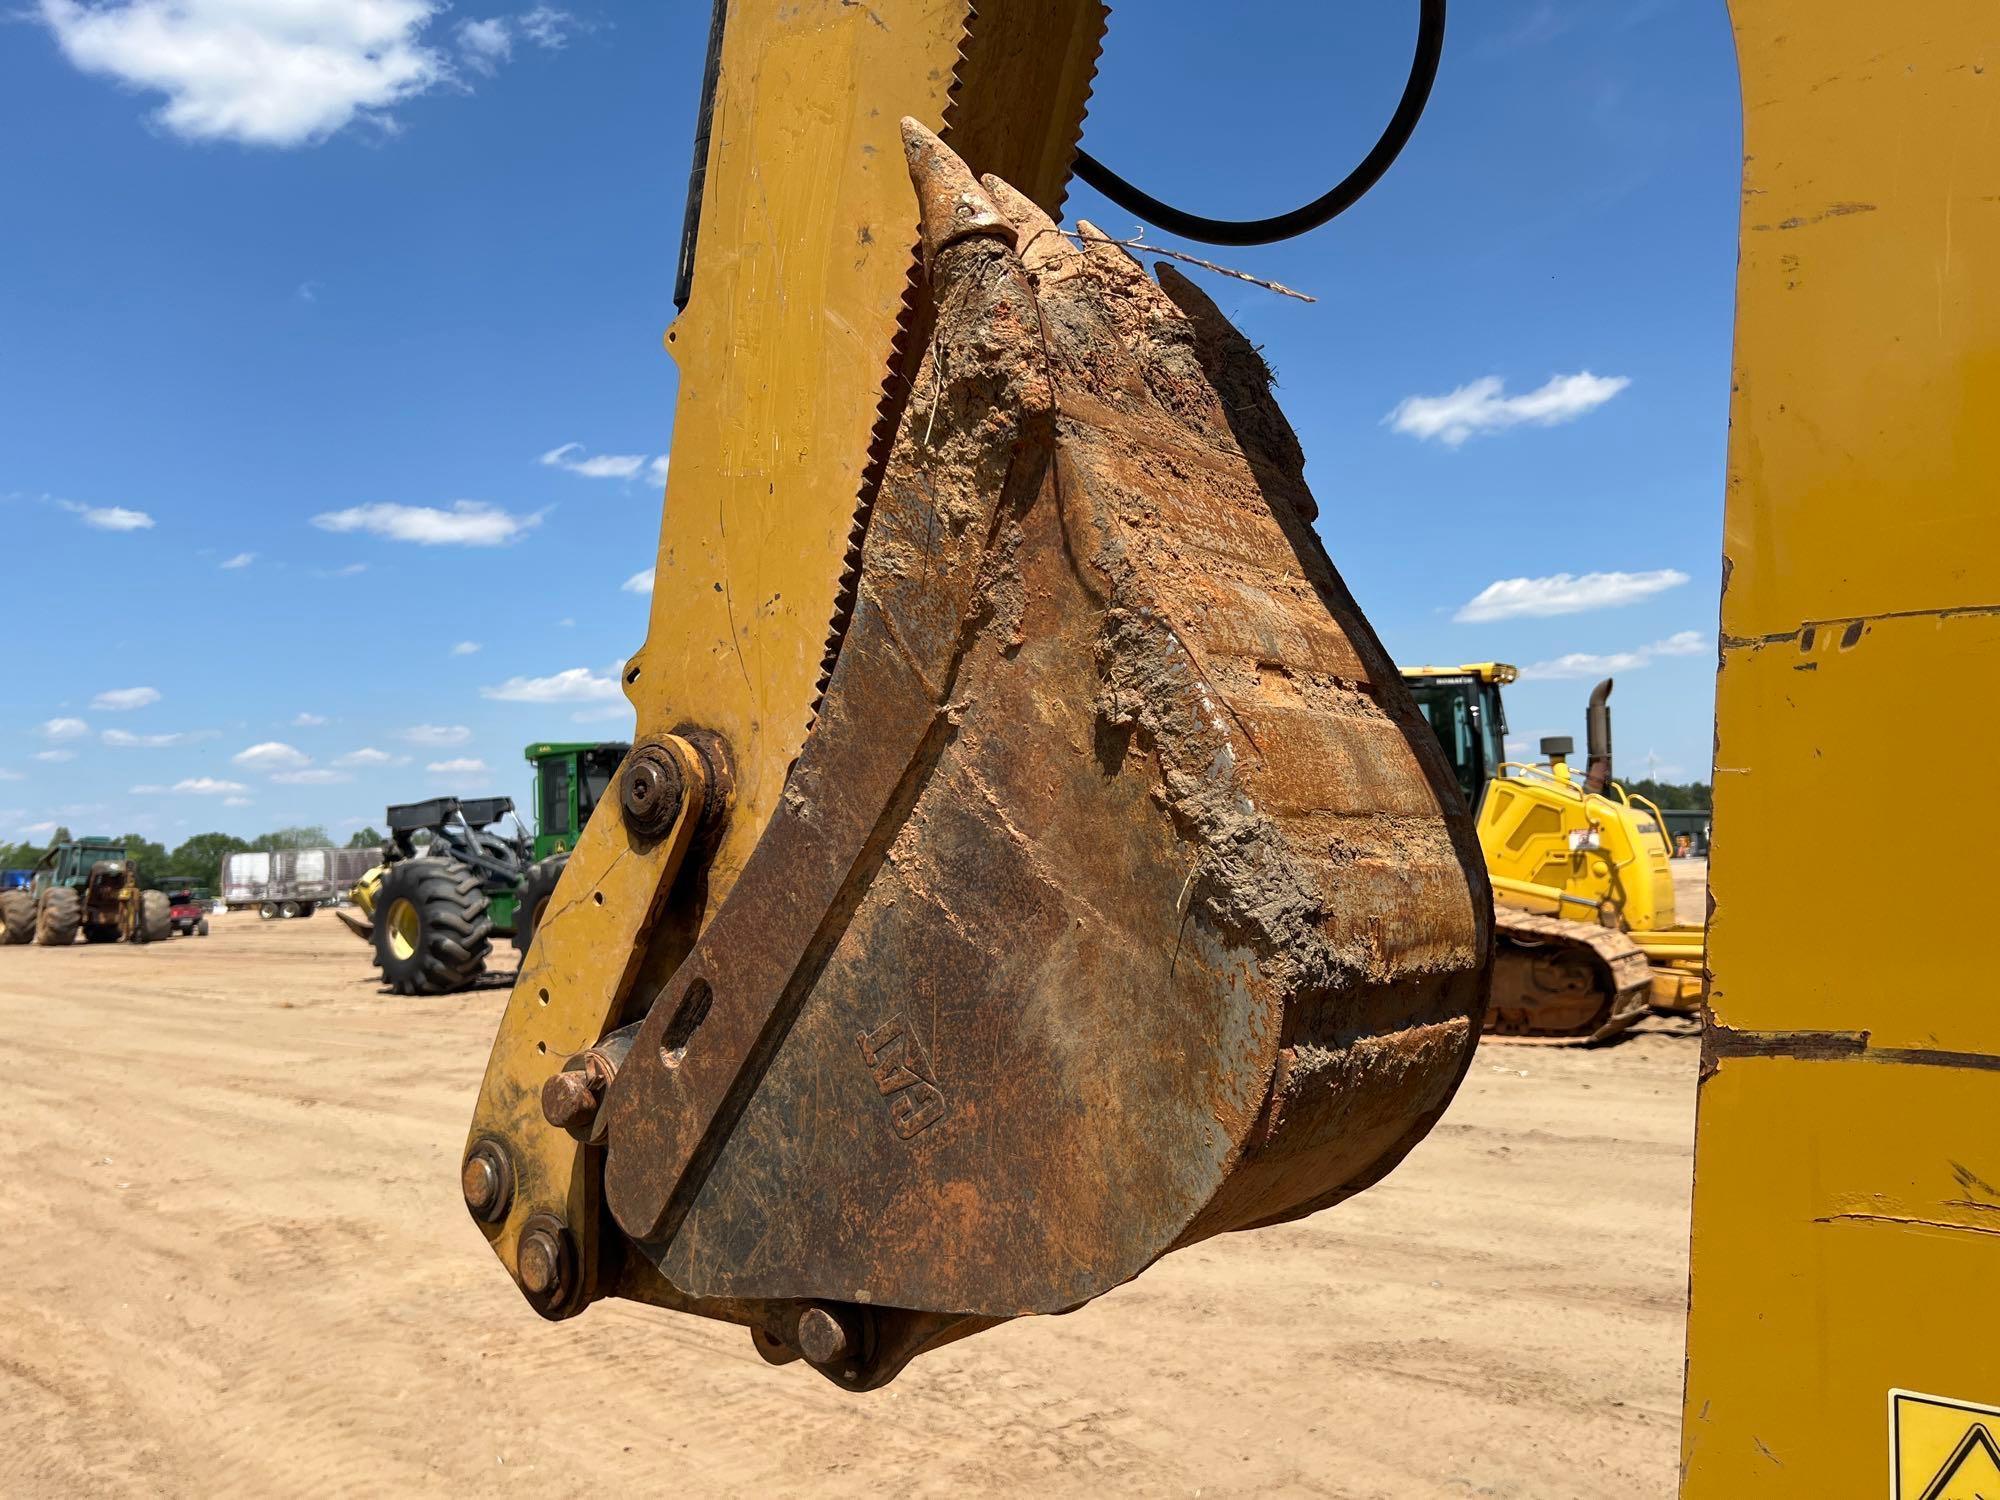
340,741,629,995
0,838,170,947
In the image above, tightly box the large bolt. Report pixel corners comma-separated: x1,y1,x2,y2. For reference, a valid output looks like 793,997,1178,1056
619,745,686,837
795,1305,851,1366
461,1142,513,1224
541,1053,611,1133
516,1220,572,1307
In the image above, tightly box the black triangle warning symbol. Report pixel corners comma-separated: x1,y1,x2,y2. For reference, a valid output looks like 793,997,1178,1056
1920,1421,2000,1500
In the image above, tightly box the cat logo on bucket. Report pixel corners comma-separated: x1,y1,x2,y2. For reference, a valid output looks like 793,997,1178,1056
1891,1390,2000,1499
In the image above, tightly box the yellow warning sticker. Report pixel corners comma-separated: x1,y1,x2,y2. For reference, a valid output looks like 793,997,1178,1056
1892,1389,2000,1499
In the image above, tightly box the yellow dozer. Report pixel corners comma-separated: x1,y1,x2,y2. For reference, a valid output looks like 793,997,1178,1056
1402,664,1705,1041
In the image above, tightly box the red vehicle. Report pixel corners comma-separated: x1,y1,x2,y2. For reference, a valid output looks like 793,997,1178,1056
166,888,211,938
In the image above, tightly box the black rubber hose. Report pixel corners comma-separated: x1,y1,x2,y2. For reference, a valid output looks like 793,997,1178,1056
1070,0,1447,246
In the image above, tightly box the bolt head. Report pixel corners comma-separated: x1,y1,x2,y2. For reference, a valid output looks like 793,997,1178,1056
541,1067,604,1131
461,1144,512,1223
795,1306,850,1366
619,747,684,835
518,1229,563,1298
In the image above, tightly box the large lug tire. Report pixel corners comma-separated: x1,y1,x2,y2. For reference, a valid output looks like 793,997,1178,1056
36,887,81,947
0,890,34,945
511,855,570,956
84,924,121,944
370,858,492,996
137,890,171,944
198,918,210,937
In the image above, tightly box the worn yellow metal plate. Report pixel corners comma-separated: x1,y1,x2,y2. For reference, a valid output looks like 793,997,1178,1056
622,0,1104,915
1892,1392,2000,1499
1684,2,2000,1491
464,737,702,1295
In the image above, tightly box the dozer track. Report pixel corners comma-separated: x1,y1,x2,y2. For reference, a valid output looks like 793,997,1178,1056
1487,907,1654,1044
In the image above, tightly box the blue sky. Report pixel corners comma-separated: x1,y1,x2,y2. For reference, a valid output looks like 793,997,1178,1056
0,1,1741,846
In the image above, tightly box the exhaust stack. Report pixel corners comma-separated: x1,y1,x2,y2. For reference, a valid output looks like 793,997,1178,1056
1584,678,1614,793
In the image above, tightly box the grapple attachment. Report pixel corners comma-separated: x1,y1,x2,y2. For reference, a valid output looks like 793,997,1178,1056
466,116,1488,1389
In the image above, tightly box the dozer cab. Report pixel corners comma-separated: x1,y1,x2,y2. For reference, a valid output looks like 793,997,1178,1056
1402,665,1706,1041
0,837,169,947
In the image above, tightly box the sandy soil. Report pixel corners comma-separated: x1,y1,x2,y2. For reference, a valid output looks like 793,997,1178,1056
0,902,1702,1499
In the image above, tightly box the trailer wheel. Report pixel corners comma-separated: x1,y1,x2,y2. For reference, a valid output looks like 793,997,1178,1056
36,887,81,946
295,901,316,919
371,858,492,996
259,903,277,921
279,900,300,919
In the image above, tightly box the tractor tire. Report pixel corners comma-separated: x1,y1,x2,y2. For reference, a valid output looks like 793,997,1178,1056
84,924,121,944
371,858,492,996
0,890,33,945
511,855,570,956
36,887,80,947
198,918,210,937
137,890,171,944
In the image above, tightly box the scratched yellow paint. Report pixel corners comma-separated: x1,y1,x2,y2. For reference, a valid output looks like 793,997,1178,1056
1684,3,2000,1490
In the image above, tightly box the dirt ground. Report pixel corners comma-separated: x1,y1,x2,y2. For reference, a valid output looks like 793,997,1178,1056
0,867,1708,1498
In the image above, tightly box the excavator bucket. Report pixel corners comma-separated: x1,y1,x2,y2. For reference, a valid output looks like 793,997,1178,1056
465,1,1488,1390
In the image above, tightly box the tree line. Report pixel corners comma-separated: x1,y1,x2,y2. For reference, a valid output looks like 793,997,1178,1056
0,825,386,893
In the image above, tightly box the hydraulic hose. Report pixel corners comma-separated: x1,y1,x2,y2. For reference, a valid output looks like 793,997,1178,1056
1071,0,1447,246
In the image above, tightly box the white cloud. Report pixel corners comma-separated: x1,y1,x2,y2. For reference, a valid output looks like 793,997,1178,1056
334,747,408,767
518,6,575,48
219,552,255,569
223,795,254,807
296,281,322,304
172,777,248,795
400,724,470,747
1387,371,1630,446
1454,569,1689,624
103,728,196,748
480,666,619,704
59,498,154,531
622,567,655,595
42,718,90,740
457,16,511,73
19,821,59,839
311,500,543,547
271,768,351,785
129,783,165,795
0,769,22,782
314,562,368,578
647,455,670,487
1517,632,1712,681
36,0,449,149
450,640,481,656
92,685,162,711
291,712,329,727
33,750,76,764
427,757,489,775
540,442,647,480
232,740,311,770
